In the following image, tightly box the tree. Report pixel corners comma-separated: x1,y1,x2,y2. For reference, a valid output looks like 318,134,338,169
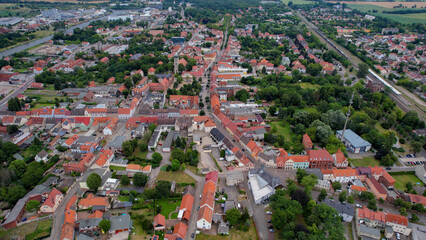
26,200,40,212
269,106,277,116
367,199,377,211
87,173,101,192
357,63,369,79
226,208,241,226
296,169,308,184
7,97,22,111
122,141,135,156
411,213,419,223
98,219,111,233
6,125,19,134
412,141,422,154
171,159,181,171
8,159,27,177
200,110,205,116
318,189,327,202
7,185,26,204
339,191,347,203
332,181,342,192
235,89,250,102
134,172,148,187
154,181,171,199
347,195,354,204
321,110,345,130
306,63,323,76
120,175,130,186
152,152,163,163
291,189,309,206
301,174,318,194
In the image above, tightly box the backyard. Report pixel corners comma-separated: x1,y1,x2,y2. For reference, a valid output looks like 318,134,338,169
157,170,196,184
0,218,52,240
351,157,380,167
155,198,182,219
389,172,424,191
196,219,258,240
269,120,293,142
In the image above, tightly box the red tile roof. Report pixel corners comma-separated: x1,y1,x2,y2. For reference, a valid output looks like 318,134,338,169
154,214,165,227
173,222,187,238
42,188,62,208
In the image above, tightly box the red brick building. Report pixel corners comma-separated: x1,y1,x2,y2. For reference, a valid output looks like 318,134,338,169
308,149,333,169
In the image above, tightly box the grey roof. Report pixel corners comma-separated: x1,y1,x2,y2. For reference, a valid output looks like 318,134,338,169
226,171,244,182
110,214,132,231
116,170,127,176
212,213,222,223
163,130,178,149
37,149,48,158
110,158,128,165
305,168,324,180
107,136,126,148
183,185,195,197
249,165,281,188
323,199,355,217
210,128,225,142
224,200,236,213
78,218,101,229
76,233,93,240
359,225,380,238
337,129,371,148
13,153,23,160
148,130,160,147
218,221,229,234
3,176,56,225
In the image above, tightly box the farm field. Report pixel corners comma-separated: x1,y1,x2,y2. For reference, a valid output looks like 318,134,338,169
327,1,426,8
347,4,426,24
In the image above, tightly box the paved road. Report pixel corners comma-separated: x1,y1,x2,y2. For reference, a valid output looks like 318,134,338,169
185,169,204,239
0,75,34,111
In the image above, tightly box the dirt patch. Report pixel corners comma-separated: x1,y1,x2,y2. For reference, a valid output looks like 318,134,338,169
0,82,18,95
327,1,426,8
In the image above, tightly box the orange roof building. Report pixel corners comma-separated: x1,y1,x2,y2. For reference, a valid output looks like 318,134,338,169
78,194,109,210
154,214,166,230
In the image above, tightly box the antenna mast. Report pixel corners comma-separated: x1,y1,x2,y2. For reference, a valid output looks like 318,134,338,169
341,90,354,141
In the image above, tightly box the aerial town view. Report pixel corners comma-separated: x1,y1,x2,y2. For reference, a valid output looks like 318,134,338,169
0,0,425,239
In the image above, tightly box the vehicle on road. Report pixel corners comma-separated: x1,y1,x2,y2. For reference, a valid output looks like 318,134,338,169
266,211,272,215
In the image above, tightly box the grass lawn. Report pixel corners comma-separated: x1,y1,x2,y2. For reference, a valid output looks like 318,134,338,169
269,120,292,142
170,212,178,219
0,219,52,240
132,147,148,159
351,157,380,167
118,196,130,202
187,165,199,175
157,170,196,184
32,103,55,109
389,172,424,191
196,219,258,240
155,199,181,219
109,165,126,171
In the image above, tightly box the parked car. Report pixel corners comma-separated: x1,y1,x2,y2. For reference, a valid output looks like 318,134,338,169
355,204,362,208
267,220,272,223
266,211,272,215
191,233,195,238
268,225,274,229
269,229,275,233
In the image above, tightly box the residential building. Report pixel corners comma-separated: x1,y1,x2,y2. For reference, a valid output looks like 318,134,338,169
153,214,165,231
324,199,354,222
248,165,281,204
332,149,348,168
40,188,63,213
308,149,333,169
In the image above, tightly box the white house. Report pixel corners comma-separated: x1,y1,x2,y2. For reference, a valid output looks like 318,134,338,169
35,149,49,162
196,206,213,230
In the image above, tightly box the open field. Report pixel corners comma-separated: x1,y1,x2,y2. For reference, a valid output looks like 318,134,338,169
269,120,292,142
155,198,181,219
351,157,381,167
157,170,196,184
390,172,424,191
327,1,426,8
196,219,258,240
